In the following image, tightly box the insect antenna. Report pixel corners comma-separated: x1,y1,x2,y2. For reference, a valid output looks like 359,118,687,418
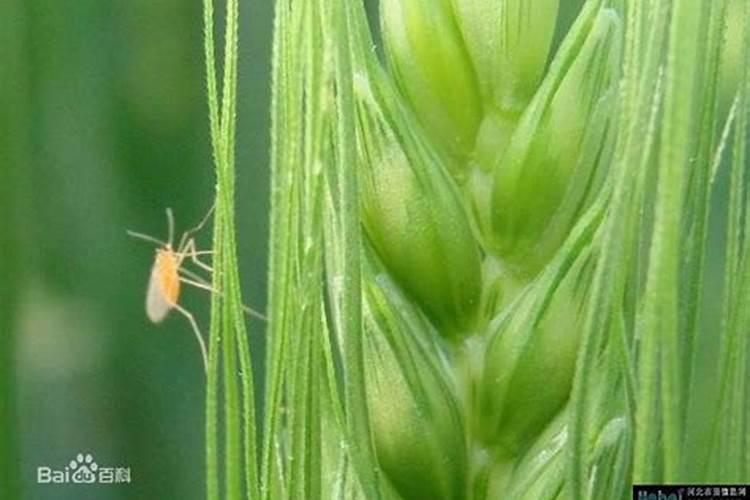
166,207,175,248
126,230,168,247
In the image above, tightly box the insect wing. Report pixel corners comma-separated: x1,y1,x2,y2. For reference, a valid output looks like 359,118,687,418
146,261,172,323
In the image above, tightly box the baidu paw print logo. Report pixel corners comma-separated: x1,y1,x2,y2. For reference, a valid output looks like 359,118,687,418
37,452,131,485
70,453,98,484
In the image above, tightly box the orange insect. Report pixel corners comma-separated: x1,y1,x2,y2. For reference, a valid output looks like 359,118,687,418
128,206,217,373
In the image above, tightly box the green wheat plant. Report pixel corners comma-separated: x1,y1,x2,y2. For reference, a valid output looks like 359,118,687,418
201,0,750,498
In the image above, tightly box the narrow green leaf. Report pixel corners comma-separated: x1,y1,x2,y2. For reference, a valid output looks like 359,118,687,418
637,0,705,481
681,1,729,416
262,0,303,497
709,0,750,479
203,0,258,498
203,0,222,495
569,1,668,494
321,0,383,496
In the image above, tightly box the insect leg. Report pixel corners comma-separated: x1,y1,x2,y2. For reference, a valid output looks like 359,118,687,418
241,304,268,322
179,276,221,295
178,275,219,294
177,202,216,251
172,303,209,375
178,267,212,287
180,238,215,273
189,254,214,273
177,273,267,322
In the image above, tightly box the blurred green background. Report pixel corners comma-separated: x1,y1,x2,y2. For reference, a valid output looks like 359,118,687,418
0,0,739,499
2,1,272,498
